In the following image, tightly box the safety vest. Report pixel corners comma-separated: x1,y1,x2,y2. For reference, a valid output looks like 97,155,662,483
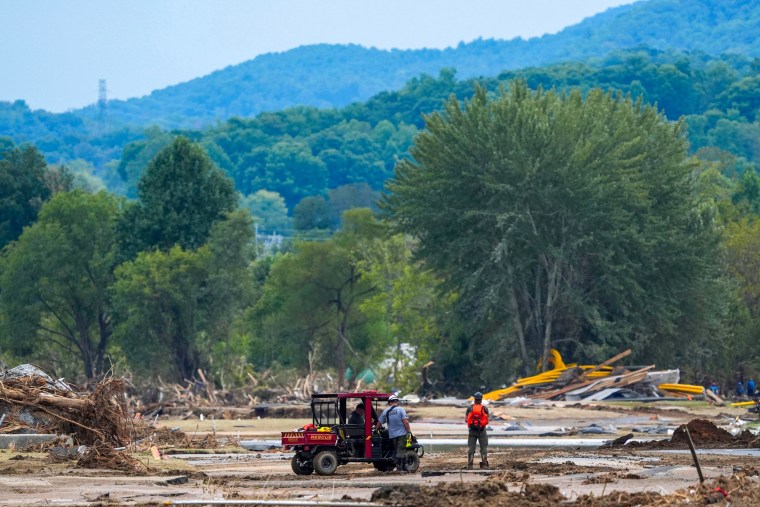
466,403,489,430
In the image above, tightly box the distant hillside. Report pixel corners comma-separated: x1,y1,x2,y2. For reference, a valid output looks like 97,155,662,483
1,0,759,182
63,0,760,130
110,47,760,204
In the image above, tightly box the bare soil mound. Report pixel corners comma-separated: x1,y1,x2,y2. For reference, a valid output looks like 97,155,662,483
671,418,733,445
370,473,760,506
371,482,565,507
621,418,760,449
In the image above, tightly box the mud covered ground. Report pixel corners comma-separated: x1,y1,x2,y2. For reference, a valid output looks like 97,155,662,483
1,401,759,505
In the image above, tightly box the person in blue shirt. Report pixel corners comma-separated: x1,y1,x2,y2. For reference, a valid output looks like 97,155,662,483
375,395,412,472
748,378,756,397
736,381,746,397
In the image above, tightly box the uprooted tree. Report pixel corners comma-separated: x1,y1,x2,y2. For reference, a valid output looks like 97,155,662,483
384,81,724,377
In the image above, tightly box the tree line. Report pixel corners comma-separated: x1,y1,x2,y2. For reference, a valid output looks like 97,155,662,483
2,79,760,394
2,48,760,212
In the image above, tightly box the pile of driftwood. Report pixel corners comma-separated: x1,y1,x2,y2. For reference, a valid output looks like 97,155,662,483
0,365,232,471
127,368,339,420
0,364,152,471
0,364,131,446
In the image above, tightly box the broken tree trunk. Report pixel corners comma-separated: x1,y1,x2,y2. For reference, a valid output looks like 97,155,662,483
0,383,88,410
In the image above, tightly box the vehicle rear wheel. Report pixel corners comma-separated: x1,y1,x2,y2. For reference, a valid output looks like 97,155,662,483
372,461,395,472
291,454,313,475
402,450,420,473
313,450,339,476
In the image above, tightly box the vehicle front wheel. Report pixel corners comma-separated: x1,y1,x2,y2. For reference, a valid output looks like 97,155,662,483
402,450,420,473
313,450,339,476
291,454,313,475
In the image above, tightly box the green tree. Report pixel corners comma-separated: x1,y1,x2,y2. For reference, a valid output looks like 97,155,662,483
120,136,237,257
0,142,50,249
113,211,254,383
357,231,446,391
112,246,207,381
0,190,121,379
240,189,290,232
254,211,380,387
716,76,760,122
202,210,256,386
732,169,760,215
327,183,380,225
116,127,174,197
385,82,722,378
293,196,332,231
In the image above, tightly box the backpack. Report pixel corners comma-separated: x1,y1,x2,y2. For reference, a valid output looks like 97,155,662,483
466,404,489,430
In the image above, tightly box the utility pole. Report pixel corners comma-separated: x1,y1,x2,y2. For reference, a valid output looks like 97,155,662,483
97,79,108,132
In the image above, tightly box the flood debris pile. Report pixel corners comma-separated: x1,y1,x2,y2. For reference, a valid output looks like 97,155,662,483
575,473,760,506
370,472,760,506
0,365,164,472
483,349,707,403
0,364,131,446
126,368,334,419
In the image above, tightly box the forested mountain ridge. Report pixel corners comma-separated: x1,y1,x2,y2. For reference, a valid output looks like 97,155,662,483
107,48,759,208
4,0,760,135
72,0,760,128
1,0,759,202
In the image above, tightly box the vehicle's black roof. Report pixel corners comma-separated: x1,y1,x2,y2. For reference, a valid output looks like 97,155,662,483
311,390,392,400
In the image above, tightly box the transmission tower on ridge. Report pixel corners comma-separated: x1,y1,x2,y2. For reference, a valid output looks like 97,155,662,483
97,79,108,131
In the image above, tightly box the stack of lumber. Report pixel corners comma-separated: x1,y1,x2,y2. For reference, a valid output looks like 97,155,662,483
533,365,654,400
658,383,705,397
484,350,633,401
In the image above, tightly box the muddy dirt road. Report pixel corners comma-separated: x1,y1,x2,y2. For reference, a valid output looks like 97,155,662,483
1,401,758,505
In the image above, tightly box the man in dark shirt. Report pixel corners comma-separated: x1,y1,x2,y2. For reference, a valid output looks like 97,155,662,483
348,403,365,425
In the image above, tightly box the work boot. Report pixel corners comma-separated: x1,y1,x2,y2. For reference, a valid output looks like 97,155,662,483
480,457,489,469
467,454,474,470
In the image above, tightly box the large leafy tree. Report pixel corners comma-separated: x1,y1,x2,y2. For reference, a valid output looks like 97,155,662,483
0,141,51,249
253,210,380,387
240,189,290,232
113,211,254,383
120,136,237,257
0,190,121,379
112,246,207,381
722,220,760,374
385,82,722,377
357,232,447,391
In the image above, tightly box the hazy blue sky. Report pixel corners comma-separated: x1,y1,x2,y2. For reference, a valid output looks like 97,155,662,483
1,0,638,112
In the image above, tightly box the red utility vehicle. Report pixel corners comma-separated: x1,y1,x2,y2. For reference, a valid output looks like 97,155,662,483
281,391,423,475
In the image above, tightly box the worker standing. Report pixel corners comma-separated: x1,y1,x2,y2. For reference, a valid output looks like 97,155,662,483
465,392,489,469
748,378,756,397
376,395,412,472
